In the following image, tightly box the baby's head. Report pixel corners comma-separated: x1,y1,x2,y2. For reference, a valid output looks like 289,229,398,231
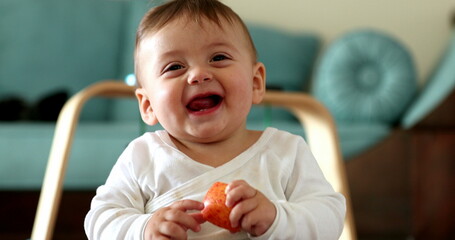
134,0,257,85
134,0,266,143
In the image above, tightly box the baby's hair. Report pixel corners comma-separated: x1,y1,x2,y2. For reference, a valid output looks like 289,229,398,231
134,0,257,85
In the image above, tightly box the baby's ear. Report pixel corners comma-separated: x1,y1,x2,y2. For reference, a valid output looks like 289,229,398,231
135,88,159,126
252,62,266,104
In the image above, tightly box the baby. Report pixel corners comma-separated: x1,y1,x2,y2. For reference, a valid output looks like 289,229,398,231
85,0,346,239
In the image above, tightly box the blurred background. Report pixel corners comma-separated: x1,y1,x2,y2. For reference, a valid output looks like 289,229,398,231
1,0,454,239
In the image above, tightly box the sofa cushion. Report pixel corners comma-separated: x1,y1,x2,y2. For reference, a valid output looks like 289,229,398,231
241,24,322,121
248,25,320,92
401,30,455,128
0,122,162,190
0,0,127,121
313,29,418,124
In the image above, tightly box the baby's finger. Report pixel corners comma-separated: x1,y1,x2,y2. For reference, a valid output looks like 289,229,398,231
158,221,187,239
225,179,248,193
171,199,205,211
166,200,205,232
226,182,257,208
229,197,257,228
165,209,203,233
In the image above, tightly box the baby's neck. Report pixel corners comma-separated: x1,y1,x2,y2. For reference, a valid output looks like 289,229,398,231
170,129,263,167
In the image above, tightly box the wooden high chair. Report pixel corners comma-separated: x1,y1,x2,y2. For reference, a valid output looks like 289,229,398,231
30,81,356,240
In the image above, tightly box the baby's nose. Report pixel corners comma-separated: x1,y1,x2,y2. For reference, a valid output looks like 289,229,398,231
188,69,212,85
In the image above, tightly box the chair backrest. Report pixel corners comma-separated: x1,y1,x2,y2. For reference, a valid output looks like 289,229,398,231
31,81,356,240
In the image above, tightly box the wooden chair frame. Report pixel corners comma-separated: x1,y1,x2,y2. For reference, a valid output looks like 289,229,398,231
31,80,356,240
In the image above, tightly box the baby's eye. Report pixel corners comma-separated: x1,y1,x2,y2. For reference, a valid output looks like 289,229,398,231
164,63,184,72
211,54,229,62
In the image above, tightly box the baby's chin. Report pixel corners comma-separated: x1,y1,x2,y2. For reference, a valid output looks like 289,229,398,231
186,130,230,143
169,128,224,143
168,118,249,144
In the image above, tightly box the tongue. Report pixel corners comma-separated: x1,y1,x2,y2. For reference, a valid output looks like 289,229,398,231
188,97,217,111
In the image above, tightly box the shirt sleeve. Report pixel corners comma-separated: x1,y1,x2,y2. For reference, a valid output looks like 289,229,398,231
253,136,346,240
84,144,151,240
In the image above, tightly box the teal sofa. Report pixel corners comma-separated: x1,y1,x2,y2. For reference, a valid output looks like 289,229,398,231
1,0,454,191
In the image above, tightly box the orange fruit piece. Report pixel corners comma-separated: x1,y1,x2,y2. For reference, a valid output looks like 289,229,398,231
201,182,241,233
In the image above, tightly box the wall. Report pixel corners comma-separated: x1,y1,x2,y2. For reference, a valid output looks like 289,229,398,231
224,0,455,85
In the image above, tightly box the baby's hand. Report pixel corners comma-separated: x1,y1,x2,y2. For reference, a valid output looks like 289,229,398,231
144,199,205,240
226,180,276,236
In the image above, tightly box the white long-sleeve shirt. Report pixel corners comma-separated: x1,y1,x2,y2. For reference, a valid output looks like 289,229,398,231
84,127,346,240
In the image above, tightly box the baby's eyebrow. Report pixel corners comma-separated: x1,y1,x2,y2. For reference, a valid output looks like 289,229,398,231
207,41,240,53
157,49,184,59
208,42,230,47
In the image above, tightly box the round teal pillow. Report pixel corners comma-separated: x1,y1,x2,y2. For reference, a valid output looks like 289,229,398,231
313,30,418,124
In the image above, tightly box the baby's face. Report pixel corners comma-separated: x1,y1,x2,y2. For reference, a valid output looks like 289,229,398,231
135,17,265,144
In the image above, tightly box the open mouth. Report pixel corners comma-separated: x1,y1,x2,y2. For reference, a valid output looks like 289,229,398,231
186,94,223,112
